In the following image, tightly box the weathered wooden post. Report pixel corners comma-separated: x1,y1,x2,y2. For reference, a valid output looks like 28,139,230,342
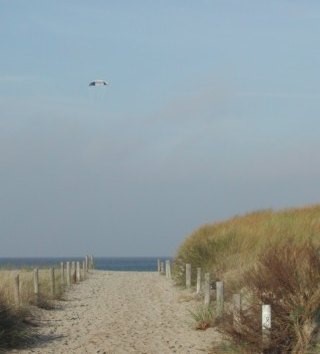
60,262,64,286
14,274,20,307
160,261,165,274
71,261,76,283
165,260,171,279
233,294,241,329
76,261,81,283
89,255,94,270
262,304,271,349
186,263,191,289
157,259,161,273
66,261,71,287
82,260,86,280
204,272,210,305
50,268,55,297
216,281,224,317
33,268,39,304
196,267,201,294
85,255,89,272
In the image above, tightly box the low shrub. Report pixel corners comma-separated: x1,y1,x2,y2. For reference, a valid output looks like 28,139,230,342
218,240,320,353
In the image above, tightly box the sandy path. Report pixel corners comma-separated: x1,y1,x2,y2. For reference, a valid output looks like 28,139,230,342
14,271,221,354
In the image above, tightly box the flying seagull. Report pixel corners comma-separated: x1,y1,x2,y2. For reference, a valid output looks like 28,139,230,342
89,80,108,86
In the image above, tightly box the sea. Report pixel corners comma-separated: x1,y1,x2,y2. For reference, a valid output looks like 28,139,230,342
0,257,169,272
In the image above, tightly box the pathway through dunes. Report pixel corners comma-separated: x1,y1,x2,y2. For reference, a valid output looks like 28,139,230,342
13,271,221,354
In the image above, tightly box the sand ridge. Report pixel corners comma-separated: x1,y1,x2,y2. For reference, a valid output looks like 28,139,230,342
13,271,221,353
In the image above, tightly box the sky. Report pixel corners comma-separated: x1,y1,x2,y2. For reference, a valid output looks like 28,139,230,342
1,1,320,257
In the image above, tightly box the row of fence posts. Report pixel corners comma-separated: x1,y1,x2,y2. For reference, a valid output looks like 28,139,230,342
13,255,95,307
157,259,172,280
157,260,272,349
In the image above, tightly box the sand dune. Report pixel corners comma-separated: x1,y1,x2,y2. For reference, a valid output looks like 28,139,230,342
12,271,221,353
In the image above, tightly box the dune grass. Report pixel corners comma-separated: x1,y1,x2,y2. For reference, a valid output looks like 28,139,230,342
174,205,320,287
0,295,36,351
174,204,320,353
0,268,65,307
188,304,215,330
0,266,67,350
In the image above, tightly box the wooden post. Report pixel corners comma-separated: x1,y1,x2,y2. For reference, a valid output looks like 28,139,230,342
233,294,241,329
196,267,201,294
66,261,71,286
216,281,224,317
82,260,86,280
60,262,64,286
90,255,94,270
50,268,55,297
186,263,191,289
85,256,89,272
76,261,81,283
165,260,171,279
262,304,271,348
14,274,20,307
160,262,165,274
157,259,161,273
71,261,76,283
33,268,39,304
204,272,210,305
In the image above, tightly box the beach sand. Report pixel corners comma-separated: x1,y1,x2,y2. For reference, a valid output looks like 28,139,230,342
12,271,222,354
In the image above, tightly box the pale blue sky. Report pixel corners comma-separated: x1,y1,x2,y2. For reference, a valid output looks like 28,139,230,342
1,1,320,257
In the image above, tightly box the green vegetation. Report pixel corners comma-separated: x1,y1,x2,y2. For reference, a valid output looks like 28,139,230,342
175,204,320,353
188,304,215,330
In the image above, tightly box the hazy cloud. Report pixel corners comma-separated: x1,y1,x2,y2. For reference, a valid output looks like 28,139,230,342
0,75,36,83
237,91,320,99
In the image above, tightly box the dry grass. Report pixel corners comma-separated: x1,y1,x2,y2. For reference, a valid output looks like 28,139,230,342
0,266,68,350
217,241,320,353
189,304,215,330
0,268,65,307
174,204,320,288
174,204,320,352
0,295,36,350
